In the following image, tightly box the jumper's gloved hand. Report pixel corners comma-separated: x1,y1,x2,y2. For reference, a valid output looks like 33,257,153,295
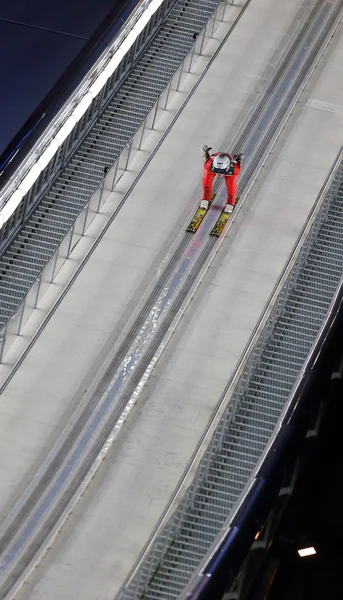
234,152,243,166
201,144,212,163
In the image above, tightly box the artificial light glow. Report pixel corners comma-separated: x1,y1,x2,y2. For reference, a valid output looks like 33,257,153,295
135,7,153,34
89,70,110,97
149,0,164,11
297,547,317,557
106,49,124,77
120,11,151,56
38,140,59,170
120,30,139,56
20,164,42,195
55,116,77,145
0,0,165,227
1,190,23,222
73,94,93,120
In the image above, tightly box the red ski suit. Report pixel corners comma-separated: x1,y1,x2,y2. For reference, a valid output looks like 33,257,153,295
202,153,240,206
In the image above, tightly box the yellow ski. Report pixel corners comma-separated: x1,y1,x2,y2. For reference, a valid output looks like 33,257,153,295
186,194,216,233
210,197,239,237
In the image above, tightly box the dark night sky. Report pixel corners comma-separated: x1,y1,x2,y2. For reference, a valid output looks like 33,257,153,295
0,0,118,154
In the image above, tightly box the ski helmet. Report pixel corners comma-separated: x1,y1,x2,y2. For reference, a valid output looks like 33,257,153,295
211,154,231,174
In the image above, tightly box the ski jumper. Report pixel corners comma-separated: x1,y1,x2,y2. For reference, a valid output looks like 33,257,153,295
202,152,240,206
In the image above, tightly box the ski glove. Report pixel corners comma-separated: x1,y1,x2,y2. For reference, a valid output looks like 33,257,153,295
234,152,243,166
201,144,212,153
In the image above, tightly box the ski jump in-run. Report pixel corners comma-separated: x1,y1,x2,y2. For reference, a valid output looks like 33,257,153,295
186,145,243,235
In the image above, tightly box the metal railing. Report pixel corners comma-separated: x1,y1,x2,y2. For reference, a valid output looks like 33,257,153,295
0,0,169,223
117,146,343,600
0,0,233,362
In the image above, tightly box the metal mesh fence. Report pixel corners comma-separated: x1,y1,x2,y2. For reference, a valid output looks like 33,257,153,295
0,0,229,360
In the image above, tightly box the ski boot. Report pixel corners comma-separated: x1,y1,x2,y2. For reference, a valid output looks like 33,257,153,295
200,192,216,210
224,203,234,214
200,199,210,209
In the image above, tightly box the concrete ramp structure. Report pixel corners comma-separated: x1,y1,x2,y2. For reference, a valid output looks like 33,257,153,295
0,1,342,599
